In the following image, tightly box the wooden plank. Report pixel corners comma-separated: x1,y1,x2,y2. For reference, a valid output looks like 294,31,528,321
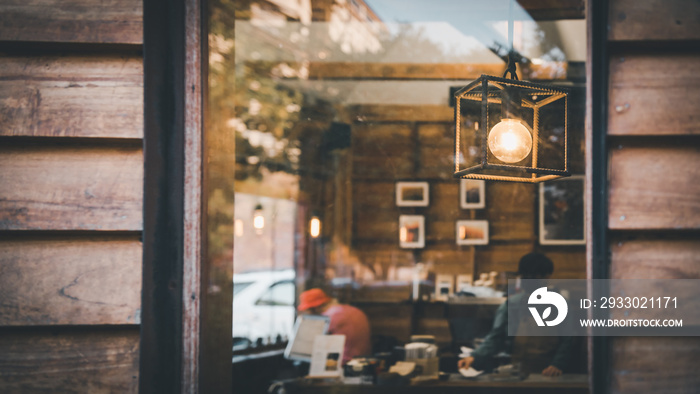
474,243,534,276
417,124,454,179
353,248,417,275
517,0,585,20
0,236,141,325
0,146,143,231
611,237,700,279
0,0,143,44
611,337,700,393
0,328,139,393
349,105,454,123
353,303,413,343
306,62,569,81
485,182,536,242
475,245,585,279
352,123,414,152
0,55,143,138
608,53,700,136
428,182,463,221
540,248,586,279
424,247,474,277
609,0,700,41
609,143,700,230
353,181,395,212
416,148,455,180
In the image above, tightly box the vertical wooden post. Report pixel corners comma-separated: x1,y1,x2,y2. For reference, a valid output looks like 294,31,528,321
141,0,186,391
587,0,611,392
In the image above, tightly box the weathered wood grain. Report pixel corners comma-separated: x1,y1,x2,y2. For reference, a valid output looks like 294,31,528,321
608,53,700,135
0,236,142,325
0,55,143,138
474,243,535,276
609,0,700,41
349,105,454,123
542,249,586,279
352,123,416,178
485,182,536,242
306,62,570,81
424,247,475,277
353,303,413,343
475,244,586,279
609,143,700,230
517,0,585,20
417,124,454,180
352,247,416,269
611,237,700,279
0,0,143,44
0,328,139,393
0,146,143,230
611,337,700,393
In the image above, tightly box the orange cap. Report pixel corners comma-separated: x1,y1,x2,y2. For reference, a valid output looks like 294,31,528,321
298,288,330,311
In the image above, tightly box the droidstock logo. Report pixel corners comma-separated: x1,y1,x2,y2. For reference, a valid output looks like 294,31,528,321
528,287,568,327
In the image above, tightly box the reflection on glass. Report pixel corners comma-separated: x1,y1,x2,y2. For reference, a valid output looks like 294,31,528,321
215,1,587,382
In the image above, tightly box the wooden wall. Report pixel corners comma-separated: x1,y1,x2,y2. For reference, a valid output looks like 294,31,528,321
0,1,143,392
343,101,586,286
605,0,700,392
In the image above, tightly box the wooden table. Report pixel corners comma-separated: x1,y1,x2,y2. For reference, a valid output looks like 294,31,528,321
283,373,589,394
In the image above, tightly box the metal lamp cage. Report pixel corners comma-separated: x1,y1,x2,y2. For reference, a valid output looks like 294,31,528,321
454,74,570,183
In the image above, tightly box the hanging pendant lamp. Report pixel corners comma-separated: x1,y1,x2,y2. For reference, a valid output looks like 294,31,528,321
453,3,570,183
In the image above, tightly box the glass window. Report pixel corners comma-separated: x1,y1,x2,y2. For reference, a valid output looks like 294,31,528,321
234,282,254,296
212,0,589,389
256,280,295,306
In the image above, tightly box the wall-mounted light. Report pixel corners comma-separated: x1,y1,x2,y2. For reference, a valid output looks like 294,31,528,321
253,203,264,235
309,216,321,238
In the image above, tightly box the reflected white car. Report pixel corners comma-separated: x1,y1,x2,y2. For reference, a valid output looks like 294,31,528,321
233,269,296,347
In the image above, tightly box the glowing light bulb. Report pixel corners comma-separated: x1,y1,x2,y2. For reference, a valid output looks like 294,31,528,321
253,204,264,234
309,217,321,238
487,119,532,163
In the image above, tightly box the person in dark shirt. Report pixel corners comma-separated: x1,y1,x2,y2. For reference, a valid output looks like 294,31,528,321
458,253,575,377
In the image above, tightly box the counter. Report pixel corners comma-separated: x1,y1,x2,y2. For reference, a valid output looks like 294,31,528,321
282,373,589,394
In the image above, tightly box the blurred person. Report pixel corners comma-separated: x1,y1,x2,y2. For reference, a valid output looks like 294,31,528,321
458,252,575,377
298,288,371,365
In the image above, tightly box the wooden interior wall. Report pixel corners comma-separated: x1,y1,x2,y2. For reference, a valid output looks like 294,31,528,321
606,0,700,392
0,1,143,392
346,102,586,289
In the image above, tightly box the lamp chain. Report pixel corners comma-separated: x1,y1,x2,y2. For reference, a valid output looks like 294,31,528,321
502,0,518,80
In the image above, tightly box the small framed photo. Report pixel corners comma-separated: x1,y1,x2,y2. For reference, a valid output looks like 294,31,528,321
539,175,586,245
399,215,425,248
435,274,454,301
460,179,485,209
456,220,489,245
396,182,429,207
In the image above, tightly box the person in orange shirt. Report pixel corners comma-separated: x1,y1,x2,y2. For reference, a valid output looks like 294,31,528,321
298,288,371,365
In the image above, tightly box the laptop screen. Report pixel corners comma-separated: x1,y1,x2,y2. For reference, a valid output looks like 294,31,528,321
284,314,330,362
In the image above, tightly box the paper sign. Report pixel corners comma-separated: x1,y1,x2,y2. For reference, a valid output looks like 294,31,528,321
309,335,346,378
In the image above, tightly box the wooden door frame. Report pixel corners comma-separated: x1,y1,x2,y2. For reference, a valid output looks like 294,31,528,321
139,0,609,392
586,0,611,392
141,0,232,392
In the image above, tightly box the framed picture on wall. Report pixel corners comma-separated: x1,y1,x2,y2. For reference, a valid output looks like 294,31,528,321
455,220,489,245
396,182,429,207
399,215,425,248
539,175,586,245
460,179,485,209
